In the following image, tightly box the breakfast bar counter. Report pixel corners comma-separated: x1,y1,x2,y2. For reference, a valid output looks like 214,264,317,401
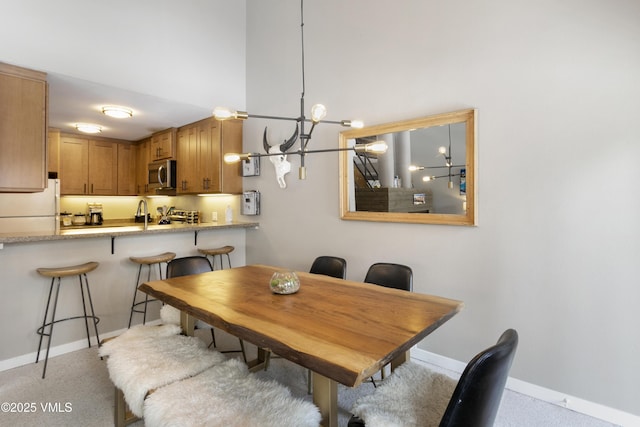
0,221,259,244
0,221,256,369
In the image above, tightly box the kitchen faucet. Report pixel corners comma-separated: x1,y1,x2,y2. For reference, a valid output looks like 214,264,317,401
136,199,148,230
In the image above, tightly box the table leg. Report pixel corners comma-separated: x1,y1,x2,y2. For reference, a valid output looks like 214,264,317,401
390,350,410,372
247,347,268,372
180,311,195,336
312,372,338,427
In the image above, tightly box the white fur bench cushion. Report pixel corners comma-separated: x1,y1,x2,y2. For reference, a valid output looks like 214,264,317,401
144,358,321,427
99,324,227,417
350,361,457,427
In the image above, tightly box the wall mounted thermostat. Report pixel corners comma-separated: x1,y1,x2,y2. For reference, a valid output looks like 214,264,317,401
242,190,260,215
242,155,260,177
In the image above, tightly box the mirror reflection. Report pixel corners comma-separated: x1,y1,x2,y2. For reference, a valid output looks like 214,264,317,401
339,109,477,225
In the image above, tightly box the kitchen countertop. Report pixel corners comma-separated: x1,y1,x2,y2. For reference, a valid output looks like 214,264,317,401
0,221,259,244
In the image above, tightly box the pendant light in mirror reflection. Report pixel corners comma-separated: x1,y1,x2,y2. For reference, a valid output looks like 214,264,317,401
409,124,465,190
214,0,367,188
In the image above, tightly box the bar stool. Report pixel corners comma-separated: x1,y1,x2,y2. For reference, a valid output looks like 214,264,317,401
197,245,234,270
128,252,176,327
36,261,100,379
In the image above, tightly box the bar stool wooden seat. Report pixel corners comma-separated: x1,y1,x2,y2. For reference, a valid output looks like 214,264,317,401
36,261,100,379
128,252,176,327
197,245,234,270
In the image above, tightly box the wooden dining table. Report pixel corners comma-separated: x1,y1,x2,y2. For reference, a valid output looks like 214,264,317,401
139,264,463,427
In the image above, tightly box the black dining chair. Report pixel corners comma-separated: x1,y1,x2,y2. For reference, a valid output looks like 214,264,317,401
309,255,347,279
165,256,246,362
364,262,413,292
363,262,413,384
348,329,519,427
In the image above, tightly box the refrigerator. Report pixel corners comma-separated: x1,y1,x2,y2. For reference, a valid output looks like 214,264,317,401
0,179,60,234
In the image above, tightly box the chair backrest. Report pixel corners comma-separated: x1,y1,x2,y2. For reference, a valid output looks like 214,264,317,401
166,256,213,278
309,256,347,279
439,329,519,427
363,262,413,291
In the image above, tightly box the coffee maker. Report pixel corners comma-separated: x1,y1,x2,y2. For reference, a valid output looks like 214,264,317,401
87,203,103,225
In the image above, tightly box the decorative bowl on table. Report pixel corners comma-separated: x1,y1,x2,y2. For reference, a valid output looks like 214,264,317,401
270,271,300,295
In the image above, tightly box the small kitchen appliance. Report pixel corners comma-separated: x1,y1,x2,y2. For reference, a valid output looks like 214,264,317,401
87,203,103,225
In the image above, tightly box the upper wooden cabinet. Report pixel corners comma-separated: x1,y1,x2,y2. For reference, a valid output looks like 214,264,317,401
176,118,242,194
59,135,118,195
117,142,136,195
0,62,47,192
150,128,176,160
135,138,150,195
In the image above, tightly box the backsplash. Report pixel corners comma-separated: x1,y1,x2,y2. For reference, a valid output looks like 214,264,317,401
60,194,241,223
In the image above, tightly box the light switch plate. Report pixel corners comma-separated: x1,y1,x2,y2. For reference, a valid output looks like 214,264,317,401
242,156,260,177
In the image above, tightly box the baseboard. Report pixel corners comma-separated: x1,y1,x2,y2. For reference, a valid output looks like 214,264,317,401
0,321,161,373
411,347,639,427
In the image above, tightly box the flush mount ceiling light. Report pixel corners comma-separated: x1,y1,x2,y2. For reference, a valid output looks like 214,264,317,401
216,0,372,187
101,105,133,119
75,123,102,134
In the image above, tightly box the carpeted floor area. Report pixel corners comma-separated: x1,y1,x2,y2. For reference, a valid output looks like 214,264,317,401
0,329,620,427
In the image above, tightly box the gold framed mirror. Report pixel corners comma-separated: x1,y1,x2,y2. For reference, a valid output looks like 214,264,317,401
339,109,477,225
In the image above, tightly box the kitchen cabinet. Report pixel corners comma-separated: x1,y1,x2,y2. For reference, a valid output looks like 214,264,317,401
176,118,242,194
135,138,150,194
176,123,199,193
48,128,61,176
59,135,118,195
117,142,136,195
0,62,48,192
150,128,176,160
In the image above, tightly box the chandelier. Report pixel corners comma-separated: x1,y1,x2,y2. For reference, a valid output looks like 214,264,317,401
214,0,386,184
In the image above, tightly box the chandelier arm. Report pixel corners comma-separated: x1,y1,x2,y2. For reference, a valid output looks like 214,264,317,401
248,113,301,122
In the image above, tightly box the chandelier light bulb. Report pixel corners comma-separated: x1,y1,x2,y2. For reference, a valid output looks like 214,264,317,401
213,107,235,120
438,146,447,155
422,176,435,182
364,141,388,153
310,104,327,122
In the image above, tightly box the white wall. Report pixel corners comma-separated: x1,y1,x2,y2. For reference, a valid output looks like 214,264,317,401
0,0,246,110
243,0,640,417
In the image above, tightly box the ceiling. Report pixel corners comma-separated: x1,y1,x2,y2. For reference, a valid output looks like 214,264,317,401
48,72,214,142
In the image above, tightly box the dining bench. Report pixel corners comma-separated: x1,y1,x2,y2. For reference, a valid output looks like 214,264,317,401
99,324,320,427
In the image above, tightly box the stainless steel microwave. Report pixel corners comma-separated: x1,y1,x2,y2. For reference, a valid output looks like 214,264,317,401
148,160,176,190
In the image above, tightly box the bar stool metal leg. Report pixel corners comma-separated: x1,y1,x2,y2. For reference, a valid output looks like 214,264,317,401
36,277,62,379
82,272,101,346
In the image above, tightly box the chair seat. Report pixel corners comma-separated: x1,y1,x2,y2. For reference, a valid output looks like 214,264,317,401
350,362,456,427
143,358,321,427
37,261,99,278
198,246,234,256
129,252,176,265
99,324,227,418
